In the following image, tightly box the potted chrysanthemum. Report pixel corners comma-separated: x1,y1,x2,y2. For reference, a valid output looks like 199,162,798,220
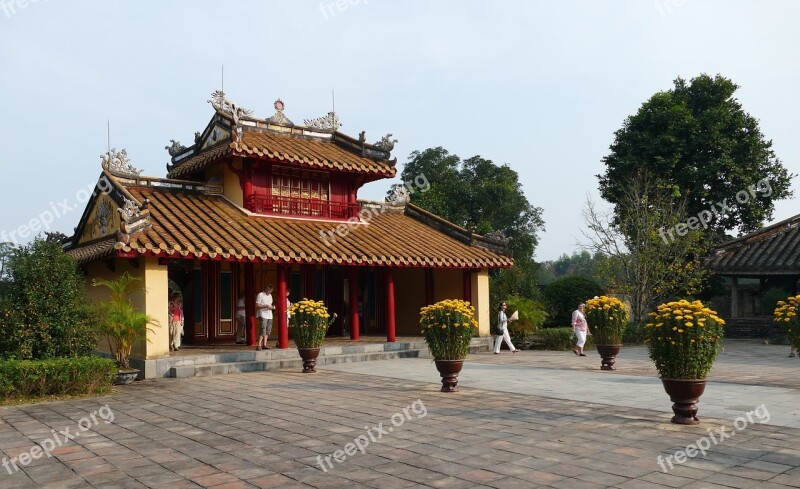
773,295,800,353
289,299,335,373
643,299,725,424
585,295,628,370
420,299,478,392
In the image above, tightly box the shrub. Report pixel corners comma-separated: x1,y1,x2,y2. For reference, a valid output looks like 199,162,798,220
531,327,595,351
505,295,548,348
421,299,477,360
0,239,99,360
623,323,646,345
761,287,789,316
289,299,332,349
542,276,604,326
0,356,116,402
585,296,628,345
644,299,725,379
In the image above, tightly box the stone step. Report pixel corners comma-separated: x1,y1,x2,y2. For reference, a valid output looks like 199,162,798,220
170,349,422,378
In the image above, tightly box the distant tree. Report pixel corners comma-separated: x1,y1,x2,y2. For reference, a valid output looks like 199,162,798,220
392,147,545,303
584,174,709,322
538,250,607,285
599,74,793,239
542,276,605,327
0,241,14,281
0,239,99,360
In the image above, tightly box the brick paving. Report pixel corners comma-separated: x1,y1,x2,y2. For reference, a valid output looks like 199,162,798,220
0,340,799,488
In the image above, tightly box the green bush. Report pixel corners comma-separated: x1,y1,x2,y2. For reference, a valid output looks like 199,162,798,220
542,276,604,327
623,323,646,345
531,327,595,351
0,356,116,402
761,287,789,316
505,295,548,347
0,239,100,360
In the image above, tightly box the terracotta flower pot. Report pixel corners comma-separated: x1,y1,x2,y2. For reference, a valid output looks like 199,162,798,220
298,348,321,373
434,359,464,392
596,344,622,370
661,378,707,425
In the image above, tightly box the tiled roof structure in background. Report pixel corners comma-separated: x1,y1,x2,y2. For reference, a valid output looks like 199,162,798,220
706,214,800,276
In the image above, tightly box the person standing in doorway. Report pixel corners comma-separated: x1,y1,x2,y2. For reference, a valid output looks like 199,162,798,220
494,302,519,354
572,303,589,356
235,295,247,344
168,293,184,352
256,284,275,350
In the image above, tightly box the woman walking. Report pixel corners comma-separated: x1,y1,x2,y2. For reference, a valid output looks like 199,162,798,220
571,303,589,356
494,302,519,354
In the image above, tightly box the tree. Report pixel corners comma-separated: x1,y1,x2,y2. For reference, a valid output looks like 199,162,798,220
391,147,545,303
542,276,605,326
599,74,793,239
0,242,14,281
583,175,709,322
0,239,99,360
537,250,607,285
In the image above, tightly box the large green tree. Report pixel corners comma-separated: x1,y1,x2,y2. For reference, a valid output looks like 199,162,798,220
390,147,545,302
599,74,793,239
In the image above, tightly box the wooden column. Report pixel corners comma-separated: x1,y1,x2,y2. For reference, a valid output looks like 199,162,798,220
424,268,434,305
277,264,289,349
243,161,254,211
730,277,739,319
349,267,360,340
463,269,472,303
386,268,396,342
244,263,256,346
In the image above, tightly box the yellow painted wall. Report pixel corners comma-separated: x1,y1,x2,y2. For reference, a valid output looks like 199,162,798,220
394,268,426,335
433,269,462,303
471,269,491,337
223,158,244,207
84,257,169,360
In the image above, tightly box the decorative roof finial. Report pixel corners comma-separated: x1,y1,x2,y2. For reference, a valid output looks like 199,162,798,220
374,134,398,152
304,111,341,131
165,139,187,157
208,90,252,125
267,98,293,126
101,148,142,177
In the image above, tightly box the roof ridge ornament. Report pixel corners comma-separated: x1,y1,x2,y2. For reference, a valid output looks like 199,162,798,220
208,90,252,125
374,133,398,152
165,139,187,157
267,98,294,126
304,111,341,131
101,148,142,177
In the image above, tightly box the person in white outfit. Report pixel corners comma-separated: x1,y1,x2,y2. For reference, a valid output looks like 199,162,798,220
572,303,589,356
494,302,519,354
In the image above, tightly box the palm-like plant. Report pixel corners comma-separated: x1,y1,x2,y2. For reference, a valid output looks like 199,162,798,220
93,272,158,369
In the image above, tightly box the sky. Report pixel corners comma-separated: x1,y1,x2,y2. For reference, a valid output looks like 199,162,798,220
0,0,798,261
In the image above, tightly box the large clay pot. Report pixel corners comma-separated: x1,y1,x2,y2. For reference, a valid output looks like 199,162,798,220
596,344,622,370
113,369,139,385
434,359,464,392
298,348,321,373
661,378,707,425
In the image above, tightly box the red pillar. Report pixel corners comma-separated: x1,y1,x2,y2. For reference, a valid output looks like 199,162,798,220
386,268,396,342
245,263,257,346
424,268,434,305
463,269,472,303
243,161,254,211
277,264,289,349
349,267,360,340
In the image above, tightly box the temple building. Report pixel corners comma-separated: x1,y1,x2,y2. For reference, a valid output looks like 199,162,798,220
65,92,513,366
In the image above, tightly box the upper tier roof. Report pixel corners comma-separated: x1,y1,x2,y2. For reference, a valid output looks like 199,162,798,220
165,92,398,180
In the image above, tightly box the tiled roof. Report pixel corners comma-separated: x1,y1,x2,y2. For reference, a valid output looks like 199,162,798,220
167,129,396,180
706,214,800,276
66,237,116,266
78,185,512,268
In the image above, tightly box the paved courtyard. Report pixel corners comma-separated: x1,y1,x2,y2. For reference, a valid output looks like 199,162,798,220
1,340,799,488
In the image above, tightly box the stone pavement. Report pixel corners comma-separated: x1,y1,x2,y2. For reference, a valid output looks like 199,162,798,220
0,341,798,488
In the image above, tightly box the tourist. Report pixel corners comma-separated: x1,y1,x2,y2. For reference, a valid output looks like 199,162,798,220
256,284,275,350
572,303,589,356
235,295,246,344
494,302,519,354
168,293,184,352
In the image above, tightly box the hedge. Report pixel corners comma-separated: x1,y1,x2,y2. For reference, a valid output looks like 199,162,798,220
530,323,645,351
0,356,116,402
